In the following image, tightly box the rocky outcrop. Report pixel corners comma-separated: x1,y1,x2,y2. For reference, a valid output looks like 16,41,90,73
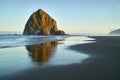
54,30,65,35
23,9,65,35
109,29,120,35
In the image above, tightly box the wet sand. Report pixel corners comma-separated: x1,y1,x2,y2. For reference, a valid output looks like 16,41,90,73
6,36,120,80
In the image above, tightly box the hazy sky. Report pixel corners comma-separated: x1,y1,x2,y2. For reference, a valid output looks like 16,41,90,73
0,0,120,34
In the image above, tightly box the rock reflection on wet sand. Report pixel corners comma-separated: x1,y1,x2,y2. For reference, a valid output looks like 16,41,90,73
26,41,58,64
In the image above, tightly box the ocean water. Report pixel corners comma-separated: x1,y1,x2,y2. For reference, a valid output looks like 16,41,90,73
0,34,94,79
0,34,67,48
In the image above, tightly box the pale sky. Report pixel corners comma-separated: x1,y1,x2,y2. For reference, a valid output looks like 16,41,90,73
0,0,120,34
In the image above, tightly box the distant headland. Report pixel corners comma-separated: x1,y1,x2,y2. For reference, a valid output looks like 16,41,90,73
109,28,120,35
23,9,66,35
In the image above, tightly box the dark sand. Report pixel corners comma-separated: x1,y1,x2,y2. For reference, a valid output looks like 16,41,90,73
6,36,120,80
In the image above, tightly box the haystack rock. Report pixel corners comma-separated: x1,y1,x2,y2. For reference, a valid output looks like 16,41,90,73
23,9,65,35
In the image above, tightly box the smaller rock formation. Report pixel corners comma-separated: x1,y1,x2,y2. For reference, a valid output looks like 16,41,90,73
54,30,65,35
23,9,66,35
109,29,120,35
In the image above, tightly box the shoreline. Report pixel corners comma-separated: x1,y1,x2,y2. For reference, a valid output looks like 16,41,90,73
69,36,120,80
5,36,120,80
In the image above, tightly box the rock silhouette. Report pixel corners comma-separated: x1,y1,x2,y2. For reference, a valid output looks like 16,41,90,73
23,9,65,35
109,29,120,35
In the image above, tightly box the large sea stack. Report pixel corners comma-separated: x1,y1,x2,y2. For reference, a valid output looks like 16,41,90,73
23,9,65,35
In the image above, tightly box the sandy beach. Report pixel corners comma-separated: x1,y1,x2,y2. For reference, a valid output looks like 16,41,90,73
5,36,120,80
1,0,120,80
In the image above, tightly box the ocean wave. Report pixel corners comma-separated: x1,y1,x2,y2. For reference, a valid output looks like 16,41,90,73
0,34,67,49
